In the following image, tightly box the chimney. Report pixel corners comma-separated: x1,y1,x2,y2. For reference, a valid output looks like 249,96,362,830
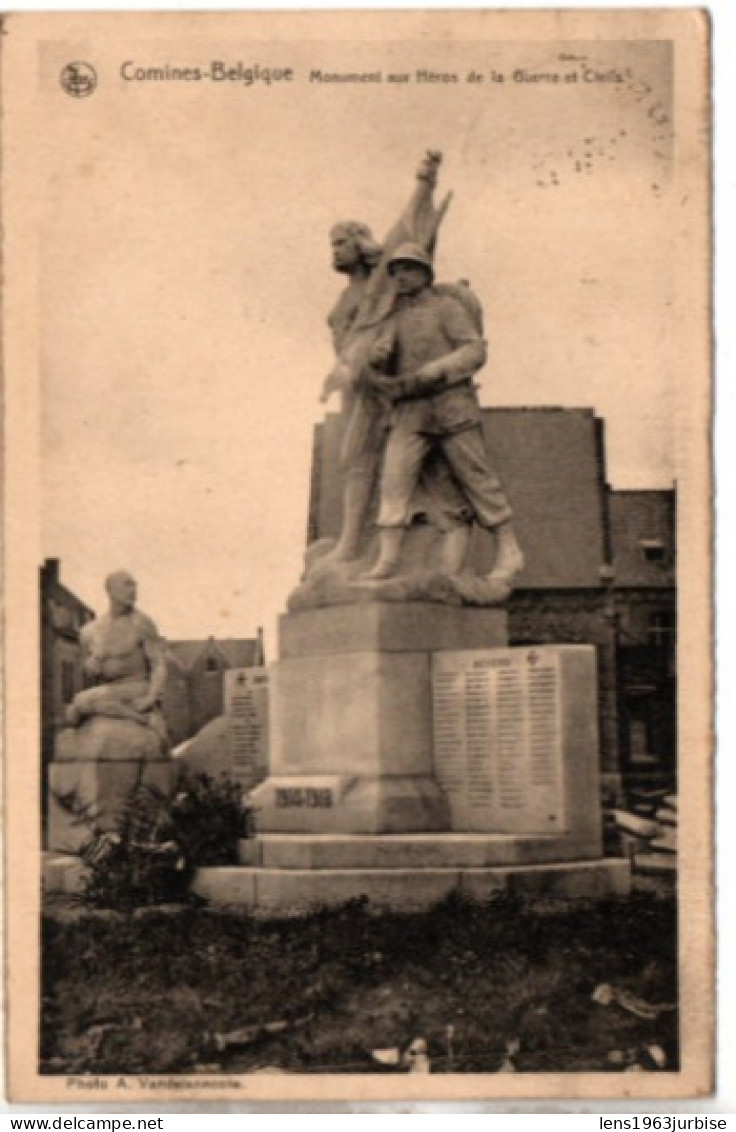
41,558,60,586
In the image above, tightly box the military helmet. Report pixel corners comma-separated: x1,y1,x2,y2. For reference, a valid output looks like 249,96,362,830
386,242,434,281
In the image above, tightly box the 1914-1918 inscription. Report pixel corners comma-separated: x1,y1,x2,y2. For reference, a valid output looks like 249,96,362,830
275,788,333,809
432,647,566,833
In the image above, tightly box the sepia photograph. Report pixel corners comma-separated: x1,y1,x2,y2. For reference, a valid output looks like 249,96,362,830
2,8,712,1104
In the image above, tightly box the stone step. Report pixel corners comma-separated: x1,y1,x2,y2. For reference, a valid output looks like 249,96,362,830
655,806,678,826
237,830,603,871
192,858,631,913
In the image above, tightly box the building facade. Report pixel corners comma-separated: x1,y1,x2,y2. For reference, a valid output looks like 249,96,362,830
607,490,676,783
40,559,96,824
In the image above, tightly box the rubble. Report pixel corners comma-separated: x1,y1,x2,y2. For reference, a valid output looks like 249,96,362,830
612,790,678,880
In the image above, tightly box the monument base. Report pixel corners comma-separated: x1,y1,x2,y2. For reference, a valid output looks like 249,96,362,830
237,830,603,868
47,759,175,854
41,845,631,910
191,853,632,914
249,775,451,834
254,603,508,835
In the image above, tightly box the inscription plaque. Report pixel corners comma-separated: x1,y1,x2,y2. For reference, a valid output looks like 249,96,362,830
432,647,566,833
275,788,333,809
223,667,269,792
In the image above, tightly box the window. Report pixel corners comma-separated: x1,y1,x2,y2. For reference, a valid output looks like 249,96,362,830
205,657,219,673
648,610,675,647
640,539,667,564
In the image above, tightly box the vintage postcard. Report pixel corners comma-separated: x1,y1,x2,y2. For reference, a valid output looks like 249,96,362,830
3,9,712,1104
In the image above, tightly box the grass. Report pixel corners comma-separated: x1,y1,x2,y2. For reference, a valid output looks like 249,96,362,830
41,891,678,1076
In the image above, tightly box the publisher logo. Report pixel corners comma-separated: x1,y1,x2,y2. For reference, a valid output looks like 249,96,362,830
60,62,98,98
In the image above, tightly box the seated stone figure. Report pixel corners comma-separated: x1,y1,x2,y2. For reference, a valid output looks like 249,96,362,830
59,570,169,760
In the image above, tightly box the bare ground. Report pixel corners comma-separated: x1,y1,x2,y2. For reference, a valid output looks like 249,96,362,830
41,890,678,1076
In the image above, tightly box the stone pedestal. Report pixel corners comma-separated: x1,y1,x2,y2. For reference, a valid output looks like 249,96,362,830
249,603,508,834
55,715,165,762
223,667,269,791
221,602,629,913
47,759,175,854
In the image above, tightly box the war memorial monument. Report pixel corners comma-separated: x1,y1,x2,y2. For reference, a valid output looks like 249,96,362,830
46,153,631,911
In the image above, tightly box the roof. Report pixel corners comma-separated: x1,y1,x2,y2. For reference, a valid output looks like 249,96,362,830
609,490,675,588
167,638,263,671
40,560,96,623
312,406,610,589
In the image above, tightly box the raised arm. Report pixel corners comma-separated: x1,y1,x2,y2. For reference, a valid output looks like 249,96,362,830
356,150,452,323
321,152,455,402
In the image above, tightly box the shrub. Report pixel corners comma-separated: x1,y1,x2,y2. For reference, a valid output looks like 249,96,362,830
53,773,254,911
168,774,254,867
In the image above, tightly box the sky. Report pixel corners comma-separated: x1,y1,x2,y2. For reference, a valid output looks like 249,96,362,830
36,28,680,648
